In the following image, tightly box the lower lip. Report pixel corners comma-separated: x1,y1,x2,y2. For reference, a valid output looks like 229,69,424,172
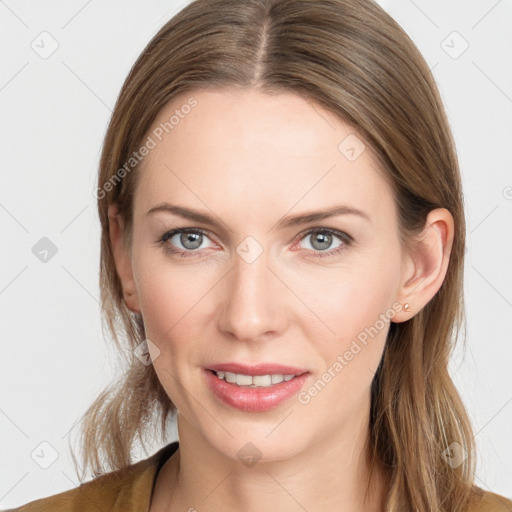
203,369,310,412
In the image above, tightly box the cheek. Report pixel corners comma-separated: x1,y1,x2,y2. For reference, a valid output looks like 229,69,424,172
296,282,392,420
133,259,208,406
294,254,401,342
294,247,401,395
132,255,222,383
134,251,210,332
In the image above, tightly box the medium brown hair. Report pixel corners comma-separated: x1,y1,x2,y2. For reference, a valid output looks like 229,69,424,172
71,1,477,510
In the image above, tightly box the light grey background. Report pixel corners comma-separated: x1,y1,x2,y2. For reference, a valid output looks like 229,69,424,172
0,0,511,508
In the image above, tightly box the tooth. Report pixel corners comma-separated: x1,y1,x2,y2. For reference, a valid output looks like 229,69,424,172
214,371,298,387
271,374,285,384
253,375,272,387
225,372,237,383
236,374,253,386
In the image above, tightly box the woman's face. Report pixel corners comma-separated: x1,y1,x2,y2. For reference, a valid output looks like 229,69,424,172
125,88,408,461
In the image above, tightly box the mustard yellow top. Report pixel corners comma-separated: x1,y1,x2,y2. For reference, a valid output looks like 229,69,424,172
5,441,512,511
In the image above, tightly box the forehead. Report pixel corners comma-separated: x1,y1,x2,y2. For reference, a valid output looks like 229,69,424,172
135,88,396,224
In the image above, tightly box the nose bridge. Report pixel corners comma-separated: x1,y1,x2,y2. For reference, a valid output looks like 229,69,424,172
219,241,285,341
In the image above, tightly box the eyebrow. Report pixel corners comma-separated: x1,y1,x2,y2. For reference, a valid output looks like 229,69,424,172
146,202,370,229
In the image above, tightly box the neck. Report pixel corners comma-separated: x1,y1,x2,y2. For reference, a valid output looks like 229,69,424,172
151,412,390,512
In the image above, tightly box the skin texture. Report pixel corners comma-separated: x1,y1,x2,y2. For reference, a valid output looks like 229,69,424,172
108,88,454,512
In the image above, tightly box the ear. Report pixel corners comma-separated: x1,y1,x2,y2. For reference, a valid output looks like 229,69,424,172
392,208,454,323
108,203,141,314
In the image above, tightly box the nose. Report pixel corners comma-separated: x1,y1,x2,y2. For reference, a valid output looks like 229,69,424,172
217,246,288,343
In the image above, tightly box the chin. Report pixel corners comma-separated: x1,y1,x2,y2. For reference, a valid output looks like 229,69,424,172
198,420,313,465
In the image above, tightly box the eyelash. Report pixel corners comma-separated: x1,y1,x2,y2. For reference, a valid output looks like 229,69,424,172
157,227,353,260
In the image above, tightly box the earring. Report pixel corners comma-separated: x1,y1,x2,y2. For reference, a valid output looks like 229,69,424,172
403,303,410,312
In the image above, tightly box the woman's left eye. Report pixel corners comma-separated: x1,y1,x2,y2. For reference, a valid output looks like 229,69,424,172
157,227,352,259
295,228,353,258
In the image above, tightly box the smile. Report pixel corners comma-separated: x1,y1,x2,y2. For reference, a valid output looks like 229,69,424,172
214,370,297,387
203,369,310,412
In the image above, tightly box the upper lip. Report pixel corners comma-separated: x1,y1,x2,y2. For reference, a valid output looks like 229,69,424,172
206,362,309,376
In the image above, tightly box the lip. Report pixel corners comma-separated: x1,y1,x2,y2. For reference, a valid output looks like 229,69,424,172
203,368,311,412
206,362,309,376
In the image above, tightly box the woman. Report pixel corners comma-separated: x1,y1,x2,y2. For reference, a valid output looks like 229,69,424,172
9,0,512,511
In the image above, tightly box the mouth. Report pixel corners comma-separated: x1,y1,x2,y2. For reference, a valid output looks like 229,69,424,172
203,367,311,412
207,369,304,388
205,362,309,388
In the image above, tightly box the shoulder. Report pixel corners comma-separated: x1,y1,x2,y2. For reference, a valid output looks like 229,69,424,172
468,486,512,512
3,458,156,512
3,442,179,512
